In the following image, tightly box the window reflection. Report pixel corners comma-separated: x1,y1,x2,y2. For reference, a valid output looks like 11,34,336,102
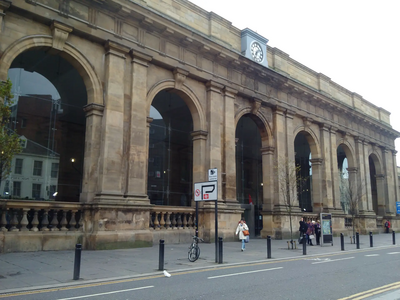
0,50,86,202
147,91,193,206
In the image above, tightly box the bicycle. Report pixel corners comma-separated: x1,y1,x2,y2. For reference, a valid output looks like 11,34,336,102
188,235,203,262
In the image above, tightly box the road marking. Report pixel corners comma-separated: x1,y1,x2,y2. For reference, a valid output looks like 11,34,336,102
207,267,283,279
365,254,379,257
312,257,354,264
338,281,400,300
56,286,154,300
388,252,400,255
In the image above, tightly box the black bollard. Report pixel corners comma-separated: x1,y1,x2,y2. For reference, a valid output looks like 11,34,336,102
356,232,360,249
340,233,345,251
158,239,165,271
73,244,82,280
393,230,396,245
369,232,373,247
303,234,307,255
218,237,223,264
267,236,271,259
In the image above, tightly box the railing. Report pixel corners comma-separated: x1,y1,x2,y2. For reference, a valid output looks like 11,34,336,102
0,199,84,232
150,206,196,230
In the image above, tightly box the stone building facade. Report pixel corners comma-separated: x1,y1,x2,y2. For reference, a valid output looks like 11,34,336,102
0,0,398,252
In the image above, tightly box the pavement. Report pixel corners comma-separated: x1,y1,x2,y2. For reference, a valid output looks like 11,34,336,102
0,233,398,295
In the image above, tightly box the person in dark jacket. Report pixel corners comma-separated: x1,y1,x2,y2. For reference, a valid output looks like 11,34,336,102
299,218,308,244
314,220,322,245
306,221,315,246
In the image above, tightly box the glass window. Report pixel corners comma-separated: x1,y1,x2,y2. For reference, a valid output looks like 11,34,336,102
33,161,43,176
13,181,21,197
14,158,23,174
32,183,41,199
51,163,59,178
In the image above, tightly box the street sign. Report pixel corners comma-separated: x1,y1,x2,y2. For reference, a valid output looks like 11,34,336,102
396,202,400,214
208,168,218,181
194,181,218,201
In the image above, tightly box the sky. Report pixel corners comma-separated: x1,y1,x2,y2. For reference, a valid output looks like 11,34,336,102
189,0,400,159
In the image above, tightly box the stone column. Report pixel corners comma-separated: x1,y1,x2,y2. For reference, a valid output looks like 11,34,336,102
391,150,399,215
347,167,358,212
382,148,397,215
206,81,224,202
319,124,334,210
95,41,129,201
273,106,287,209
354,137,368,212
375,174,386,215
310,158,323,212
330,127,341,210
362,140,373,212
191,130,208,205
81,103,104,202
124,50,152,203
223,87,238,203
261,146,275,212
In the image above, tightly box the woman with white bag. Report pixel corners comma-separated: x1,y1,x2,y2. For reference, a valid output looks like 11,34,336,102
235,219,249,251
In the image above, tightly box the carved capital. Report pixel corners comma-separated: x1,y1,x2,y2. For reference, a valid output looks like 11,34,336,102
303,118,313,128
50,21,73,51
260,146,275,155
83,103,104,117
104,40,130,58
173,67,189,90
206,80,223,93
191,130,208,141
310,158,323,166
223,87,237,98
347,167,358,174
251,98,262,115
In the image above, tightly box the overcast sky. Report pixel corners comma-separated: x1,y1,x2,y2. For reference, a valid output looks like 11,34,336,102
189,0,400,159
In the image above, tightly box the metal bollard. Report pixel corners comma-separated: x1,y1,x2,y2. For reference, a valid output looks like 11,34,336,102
218,237,223,264
267,236,271,259
73,244,82,280
340,233,345,251
158,239,165,271
393,231,396,245
369,232,373,247
302,234,307,255
356,232,360,249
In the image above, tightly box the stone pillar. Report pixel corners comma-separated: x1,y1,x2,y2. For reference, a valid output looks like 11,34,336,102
375,174,386,215
391,150,399,215
347,167,358,212
81,103,104,202
206,81,224,202
223,87,238,203
191,130,208,187
354,138,368,212
124,50,152,203
95,41,129,201
362,140,373,212
310,158,323,212
381,148,397,215
273,106,287,209
0,1,10,34
330,127,341,210
319,124,334,210
261,146,275,212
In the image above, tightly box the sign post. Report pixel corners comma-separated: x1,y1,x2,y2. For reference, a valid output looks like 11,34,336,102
320,213,333,246
208,168,218,263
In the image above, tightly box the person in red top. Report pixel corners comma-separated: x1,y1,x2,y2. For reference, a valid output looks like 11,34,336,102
385,220,391,233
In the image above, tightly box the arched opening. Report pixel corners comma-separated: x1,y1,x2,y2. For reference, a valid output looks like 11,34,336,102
294,133,312,212
0,49,87,202
337,145,349,213
369,155,378,214
147,90,193,206
235,114,263,236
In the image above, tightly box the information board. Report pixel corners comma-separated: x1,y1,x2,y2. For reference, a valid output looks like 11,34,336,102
320,213,333,246
397,202,400,214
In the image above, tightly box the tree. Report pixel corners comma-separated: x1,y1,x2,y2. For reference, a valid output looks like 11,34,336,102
0,79,22,193
275,155,308,246
340,171,364,237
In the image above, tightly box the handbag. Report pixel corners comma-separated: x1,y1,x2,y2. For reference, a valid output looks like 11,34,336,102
309,234,315,239
243,230,249,236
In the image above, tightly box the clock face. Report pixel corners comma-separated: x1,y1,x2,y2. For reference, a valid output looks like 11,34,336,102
250,42,263,63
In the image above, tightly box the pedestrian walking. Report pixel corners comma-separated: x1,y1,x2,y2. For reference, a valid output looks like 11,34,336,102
385,220,391,233
314,220,321,245
299,217,308,244
235,219,249,251
307,220,315,246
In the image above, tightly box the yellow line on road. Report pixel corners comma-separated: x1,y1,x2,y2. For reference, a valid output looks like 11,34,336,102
337,281,400,300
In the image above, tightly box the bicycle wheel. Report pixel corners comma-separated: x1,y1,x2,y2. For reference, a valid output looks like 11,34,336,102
188,244,200,262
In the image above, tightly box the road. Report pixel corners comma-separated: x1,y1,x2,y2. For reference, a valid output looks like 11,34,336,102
1,246,400,300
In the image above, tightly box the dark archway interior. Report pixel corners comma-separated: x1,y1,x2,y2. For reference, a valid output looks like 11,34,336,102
235,114,263,236
147,90,193,206
369,156,378,214
1,49,87,202
337,145,349,213
294,133,312,212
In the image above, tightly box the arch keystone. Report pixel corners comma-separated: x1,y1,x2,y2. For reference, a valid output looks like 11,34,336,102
51,21,73,51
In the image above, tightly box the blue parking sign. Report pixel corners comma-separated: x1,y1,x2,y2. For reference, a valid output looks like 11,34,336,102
396,202,400,214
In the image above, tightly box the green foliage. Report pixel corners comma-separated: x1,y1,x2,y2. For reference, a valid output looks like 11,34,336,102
0,79,22,181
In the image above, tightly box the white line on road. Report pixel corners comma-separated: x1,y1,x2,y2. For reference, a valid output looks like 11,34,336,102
388,252,400,255
56,286,154,300
312,257,354,264
365,254,380,257
207,267,283,279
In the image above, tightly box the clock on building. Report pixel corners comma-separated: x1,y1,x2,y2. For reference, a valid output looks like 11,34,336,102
250,41,263,63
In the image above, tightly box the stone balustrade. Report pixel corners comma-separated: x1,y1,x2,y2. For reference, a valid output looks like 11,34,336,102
0,199,84,232
150,207,196,230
